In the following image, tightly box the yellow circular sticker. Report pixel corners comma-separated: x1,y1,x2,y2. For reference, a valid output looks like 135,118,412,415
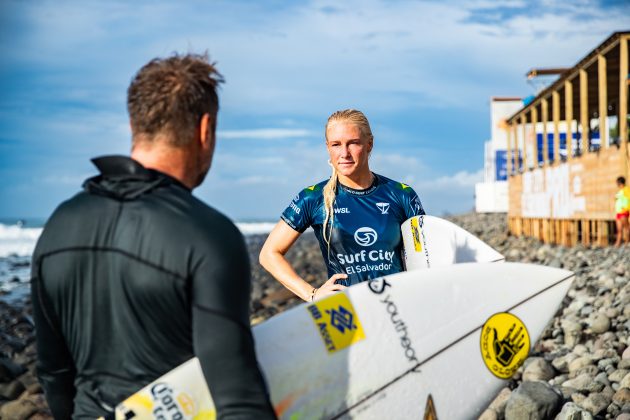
480,312,530,379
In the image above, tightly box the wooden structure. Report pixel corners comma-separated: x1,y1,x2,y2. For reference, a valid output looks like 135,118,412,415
506,32,629,246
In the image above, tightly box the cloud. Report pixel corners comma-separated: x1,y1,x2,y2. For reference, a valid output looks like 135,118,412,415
217,128,313,140
2,0,625,220
416,169,485,191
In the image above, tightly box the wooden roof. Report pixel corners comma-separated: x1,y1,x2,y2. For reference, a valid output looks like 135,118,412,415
507,31,630,123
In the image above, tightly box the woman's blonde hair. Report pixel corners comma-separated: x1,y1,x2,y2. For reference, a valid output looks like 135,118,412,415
322,109,374,256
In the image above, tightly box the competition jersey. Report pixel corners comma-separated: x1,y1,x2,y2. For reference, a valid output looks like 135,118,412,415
281,173,425,286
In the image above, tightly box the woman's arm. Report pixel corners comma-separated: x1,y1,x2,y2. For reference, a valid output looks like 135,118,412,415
259,220,346,301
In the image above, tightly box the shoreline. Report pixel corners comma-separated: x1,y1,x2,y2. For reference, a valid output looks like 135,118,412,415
1,213,629,418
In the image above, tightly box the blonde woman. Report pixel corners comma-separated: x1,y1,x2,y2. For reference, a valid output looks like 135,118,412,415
259,109,425,302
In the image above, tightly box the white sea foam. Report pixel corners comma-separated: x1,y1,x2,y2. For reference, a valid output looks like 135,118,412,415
0,224,43,257
235,222,276,236
0,222,274,258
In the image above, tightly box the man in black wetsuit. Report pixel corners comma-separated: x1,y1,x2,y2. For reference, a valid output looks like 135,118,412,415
31,54,277,419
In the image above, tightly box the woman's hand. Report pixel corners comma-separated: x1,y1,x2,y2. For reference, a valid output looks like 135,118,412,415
313,273,347,300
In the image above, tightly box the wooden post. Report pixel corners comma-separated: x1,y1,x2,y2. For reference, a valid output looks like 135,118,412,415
507,123,513,176
553,91,561,163
521,115,528,170
565,80,573,161
513,124,519,173
531,107,538,167
620,37,629,177
542,98,549,166
580,69,589,154
598,54,608,149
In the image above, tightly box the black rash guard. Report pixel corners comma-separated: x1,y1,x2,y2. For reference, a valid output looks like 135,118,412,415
31,156,276,419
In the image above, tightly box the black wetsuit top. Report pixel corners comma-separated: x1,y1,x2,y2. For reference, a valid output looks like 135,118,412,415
31,156,276,419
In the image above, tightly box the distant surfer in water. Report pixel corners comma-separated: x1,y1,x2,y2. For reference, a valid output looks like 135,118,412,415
260,109,425,301
31,54,276,419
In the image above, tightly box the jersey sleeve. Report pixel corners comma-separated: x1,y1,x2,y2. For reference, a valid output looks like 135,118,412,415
280,188,313,232
402,187,425,219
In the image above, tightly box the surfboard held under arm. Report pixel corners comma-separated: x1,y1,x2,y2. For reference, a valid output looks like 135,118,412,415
113,261,573,419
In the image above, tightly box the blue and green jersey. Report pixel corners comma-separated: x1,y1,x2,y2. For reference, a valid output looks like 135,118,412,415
281,173,425,286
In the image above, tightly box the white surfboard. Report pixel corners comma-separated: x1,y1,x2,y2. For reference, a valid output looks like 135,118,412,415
112,262,573,419
401,215,505,270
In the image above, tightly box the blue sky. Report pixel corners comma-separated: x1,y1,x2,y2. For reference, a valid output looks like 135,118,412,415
1,0,628,221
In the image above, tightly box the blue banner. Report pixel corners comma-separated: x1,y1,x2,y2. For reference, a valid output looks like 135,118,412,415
495,150,507,181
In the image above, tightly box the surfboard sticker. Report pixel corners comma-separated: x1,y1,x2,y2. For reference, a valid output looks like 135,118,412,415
423,394,438,420
112,359,217,420
410,217,423,252
307,293,365,354
116,384,215,420
480,312,530,379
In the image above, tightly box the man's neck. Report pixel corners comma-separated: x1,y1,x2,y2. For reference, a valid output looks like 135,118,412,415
131,142,196,189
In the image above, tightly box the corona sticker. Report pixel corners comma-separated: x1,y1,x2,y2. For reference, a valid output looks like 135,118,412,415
115,382,216,420
480,312,530,379
307,293,365,354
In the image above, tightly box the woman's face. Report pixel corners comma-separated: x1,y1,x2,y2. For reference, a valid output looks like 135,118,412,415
326,122,373,179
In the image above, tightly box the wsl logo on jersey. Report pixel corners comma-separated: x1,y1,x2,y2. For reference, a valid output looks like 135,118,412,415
307,294,365,354
354,227,377,247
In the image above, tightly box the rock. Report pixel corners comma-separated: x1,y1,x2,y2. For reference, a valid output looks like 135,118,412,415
590,313,611,334
0,397,38,420
563,373,598,392
0,357,27,381
620,358,630,370
25,381,42,395
620,372,630,389
562,320,582,348
505,381,562,420
623,347,630,360
573,345,589,356
614,263,626,276
598,357,618,370
553,353,579,373
568,356,593,374
578,392,611,415
595,371,611,386
486,387,511,418
610,370,630,383
571,393,586,405
612,388,630,406
604,307,619,318
554,402,594,420
523,358,556,382
507,249,522,260
574,365,599,380
592,347,617,360
0,380,25,400
615,413,630,420
478,409,498,420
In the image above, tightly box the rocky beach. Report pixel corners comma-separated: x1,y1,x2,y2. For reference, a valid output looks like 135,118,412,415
1,212,629,419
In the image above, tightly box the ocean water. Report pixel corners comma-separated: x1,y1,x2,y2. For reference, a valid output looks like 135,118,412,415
0,220,275,303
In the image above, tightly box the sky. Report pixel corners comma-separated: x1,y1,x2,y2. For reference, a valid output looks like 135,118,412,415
1,0,628,221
